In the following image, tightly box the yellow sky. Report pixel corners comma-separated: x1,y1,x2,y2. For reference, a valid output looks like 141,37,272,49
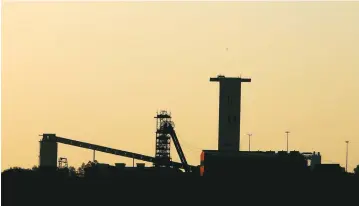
2,2,359,172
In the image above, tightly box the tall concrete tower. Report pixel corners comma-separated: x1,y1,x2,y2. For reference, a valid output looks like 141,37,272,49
39,134,58,168
210,75,251,152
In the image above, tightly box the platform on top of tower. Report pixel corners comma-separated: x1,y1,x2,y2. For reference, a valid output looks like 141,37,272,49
210,75,251,82
154,110,172,119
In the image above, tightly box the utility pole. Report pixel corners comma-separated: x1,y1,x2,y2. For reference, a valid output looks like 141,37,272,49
345,141,349,172
247,133,252,151
93,150,95,162
285,131,290,152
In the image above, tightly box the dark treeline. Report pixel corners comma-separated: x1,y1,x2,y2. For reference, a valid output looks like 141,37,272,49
2,162,359,206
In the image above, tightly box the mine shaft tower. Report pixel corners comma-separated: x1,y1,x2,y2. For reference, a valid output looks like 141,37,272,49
154,110,190,172
154,111,172,167
210,75,251,152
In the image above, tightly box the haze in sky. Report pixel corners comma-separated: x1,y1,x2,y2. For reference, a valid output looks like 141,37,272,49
2,2,359,172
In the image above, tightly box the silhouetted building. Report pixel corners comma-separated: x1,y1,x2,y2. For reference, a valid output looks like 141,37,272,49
200,150,309,177
302,152,322,170
312,164,345,175
210,75,251,152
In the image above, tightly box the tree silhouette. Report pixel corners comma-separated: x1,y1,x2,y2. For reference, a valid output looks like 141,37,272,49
77,163,86,177
354,165,359,175
32,165,39,171
68,166,77,177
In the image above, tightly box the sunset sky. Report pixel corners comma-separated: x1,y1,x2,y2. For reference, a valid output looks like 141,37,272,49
2,1,359,172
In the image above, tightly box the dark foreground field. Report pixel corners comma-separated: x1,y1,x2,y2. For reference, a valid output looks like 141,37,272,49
2,168,359,206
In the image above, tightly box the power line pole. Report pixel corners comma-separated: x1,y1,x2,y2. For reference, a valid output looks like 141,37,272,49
247,133,252,151
345,141,349,172
285,131,290,152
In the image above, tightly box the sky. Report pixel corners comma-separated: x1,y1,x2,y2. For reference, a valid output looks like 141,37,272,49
2,1,359,172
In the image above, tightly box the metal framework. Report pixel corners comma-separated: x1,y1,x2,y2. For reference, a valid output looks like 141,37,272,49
163,122,190,172
154,110,190,172
40,134,195,172
58,157,68,168
154,111,172,167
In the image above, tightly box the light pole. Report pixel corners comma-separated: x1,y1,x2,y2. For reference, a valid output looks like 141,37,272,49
345,141,349,172
247,133,252,151
285,131,290,152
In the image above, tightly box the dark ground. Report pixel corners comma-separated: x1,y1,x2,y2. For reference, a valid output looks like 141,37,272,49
2,168,359,206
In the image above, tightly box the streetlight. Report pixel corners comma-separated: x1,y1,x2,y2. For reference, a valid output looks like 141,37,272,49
285,131,290,152
247,133,252,151
345,141,349,172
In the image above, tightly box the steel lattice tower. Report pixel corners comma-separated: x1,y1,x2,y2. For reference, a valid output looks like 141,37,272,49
154,111,172,167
